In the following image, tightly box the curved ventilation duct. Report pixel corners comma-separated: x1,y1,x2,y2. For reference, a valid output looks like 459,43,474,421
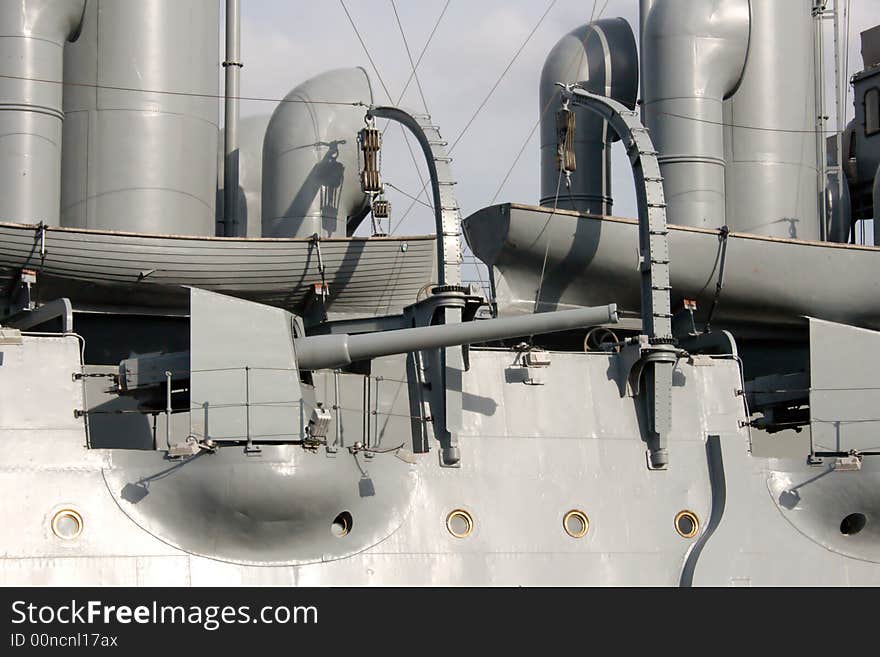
539,18,638,214
261,68,373,238
0,0,86,226
642,0,749,229
723,0,819,240
61,0,220,235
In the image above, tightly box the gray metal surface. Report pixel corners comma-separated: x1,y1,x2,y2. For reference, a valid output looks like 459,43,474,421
723,0,820,239
809,318,880,454
852,68,880,198
60,0,219,235
189,289,302,444
463,203,880,330
539,18,638,213
861,24,880,68
8,333,878,585
0,332,762,584
217,114,271,238
642,0,749,229
0,221,437,315
3,5,880,589
0,0,86,226
261,68,373,238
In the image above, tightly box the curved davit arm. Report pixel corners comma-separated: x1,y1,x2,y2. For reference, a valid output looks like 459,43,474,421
562,86,671,340
563,85,675,469
367,105,462,286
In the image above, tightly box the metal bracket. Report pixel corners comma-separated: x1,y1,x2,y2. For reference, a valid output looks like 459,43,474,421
401,285,484,468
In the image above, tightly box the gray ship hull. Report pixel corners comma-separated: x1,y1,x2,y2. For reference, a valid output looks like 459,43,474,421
3,325,880,585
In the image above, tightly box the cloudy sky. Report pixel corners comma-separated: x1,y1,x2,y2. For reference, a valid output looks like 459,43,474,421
230,0,878,277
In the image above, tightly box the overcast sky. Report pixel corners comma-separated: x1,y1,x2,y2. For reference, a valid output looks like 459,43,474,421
229,0,878,272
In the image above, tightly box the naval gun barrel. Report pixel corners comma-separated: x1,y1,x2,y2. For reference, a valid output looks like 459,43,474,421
294,304,618,370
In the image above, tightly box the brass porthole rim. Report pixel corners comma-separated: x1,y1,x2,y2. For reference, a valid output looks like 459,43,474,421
563,509,590,538
446,509,474,539
51,508,84,540
674,510,700,539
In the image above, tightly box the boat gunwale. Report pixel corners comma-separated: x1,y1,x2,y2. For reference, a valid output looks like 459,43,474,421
502,202,880,253
0,221,436,244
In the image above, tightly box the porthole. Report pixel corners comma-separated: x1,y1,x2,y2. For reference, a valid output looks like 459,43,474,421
840,513,867,536
51,509,83,540
563,510,590,538
331,511,352,537
674,510,699,539
446,509,474,539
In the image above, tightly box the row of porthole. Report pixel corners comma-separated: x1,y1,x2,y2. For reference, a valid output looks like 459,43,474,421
44,508,701,542
447,509,702,540
48,508,871,542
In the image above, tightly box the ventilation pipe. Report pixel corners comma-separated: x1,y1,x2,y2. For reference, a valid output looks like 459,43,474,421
261,68,372,238
724,0,819,239
638,0,655,124
539,18,638,214
0,0,86,225
642,0,749,229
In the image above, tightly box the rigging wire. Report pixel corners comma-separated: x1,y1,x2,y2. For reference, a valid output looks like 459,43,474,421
340,0,433,233
339,0,395,103
394,0,451,109
533,168,565,315
391,0,431,116
385,182,433,209
382,2,450,235
491,0,608,204
0,72,366,107
393,0,558,232
655,110,845,135
390,0,435,214
448,0,558,155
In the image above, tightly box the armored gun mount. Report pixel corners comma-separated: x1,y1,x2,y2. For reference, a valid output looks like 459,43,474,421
116,288,617,455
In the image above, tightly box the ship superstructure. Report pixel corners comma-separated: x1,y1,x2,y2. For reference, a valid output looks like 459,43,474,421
1,0,880,586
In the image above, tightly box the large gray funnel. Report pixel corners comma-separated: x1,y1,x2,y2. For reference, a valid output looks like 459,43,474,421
61,0,220,235
0,0,86,226
539,18,638,214
723,0,819,240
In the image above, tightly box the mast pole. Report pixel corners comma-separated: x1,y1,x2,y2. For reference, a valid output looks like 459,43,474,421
223,0,242,236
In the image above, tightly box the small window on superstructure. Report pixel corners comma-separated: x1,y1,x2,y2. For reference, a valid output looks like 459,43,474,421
866,88,880,136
